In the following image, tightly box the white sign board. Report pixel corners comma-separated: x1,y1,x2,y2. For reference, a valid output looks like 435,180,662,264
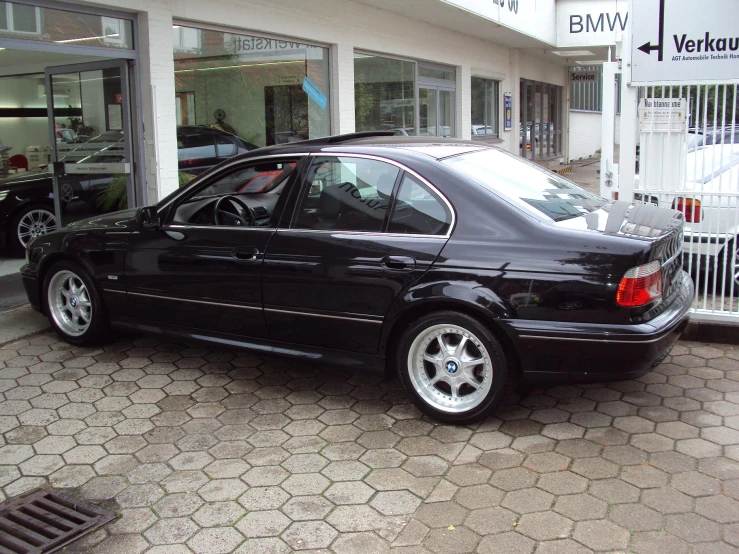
631,0,739,84
557,0,628,48
638,98,687,133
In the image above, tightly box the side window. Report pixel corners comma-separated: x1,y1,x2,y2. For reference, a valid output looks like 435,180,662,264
178,135,216,165
216,136,238,158
294,157,399,232
171,159,298,226
388,174,452,235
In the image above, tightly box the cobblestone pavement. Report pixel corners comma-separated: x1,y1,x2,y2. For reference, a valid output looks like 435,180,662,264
0,332,738,553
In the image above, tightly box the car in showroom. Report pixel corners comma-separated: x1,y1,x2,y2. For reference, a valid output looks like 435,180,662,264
0,126,256,256
21,132,694,423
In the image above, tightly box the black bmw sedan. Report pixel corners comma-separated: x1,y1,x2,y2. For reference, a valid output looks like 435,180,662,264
21,132,694,423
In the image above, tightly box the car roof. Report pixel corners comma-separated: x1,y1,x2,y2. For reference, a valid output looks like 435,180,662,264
245,133,491,160
177,125,237,138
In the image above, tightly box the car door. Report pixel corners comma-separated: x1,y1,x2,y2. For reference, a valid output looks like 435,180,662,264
124,156,303,338
262,154,454,355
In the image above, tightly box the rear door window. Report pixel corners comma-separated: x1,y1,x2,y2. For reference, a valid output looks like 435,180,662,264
389,174,452,235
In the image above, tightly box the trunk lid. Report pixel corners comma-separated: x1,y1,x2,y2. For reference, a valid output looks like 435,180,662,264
556,200,685,306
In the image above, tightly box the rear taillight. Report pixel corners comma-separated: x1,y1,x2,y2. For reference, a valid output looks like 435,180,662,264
616,260,662,307
672,197,702,222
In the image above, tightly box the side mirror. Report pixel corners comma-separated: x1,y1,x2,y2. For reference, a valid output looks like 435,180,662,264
137,206,159,229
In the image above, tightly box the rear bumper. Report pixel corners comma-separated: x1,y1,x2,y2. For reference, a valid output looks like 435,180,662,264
507,271,694,383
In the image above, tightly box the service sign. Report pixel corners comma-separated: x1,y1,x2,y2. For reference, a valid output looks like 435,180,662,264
631,0,739,84
570,70,598,82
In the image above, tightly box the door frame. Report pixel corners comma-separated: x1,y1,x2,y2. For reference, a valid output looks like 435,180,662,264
418,85,456,138
44,59,136,224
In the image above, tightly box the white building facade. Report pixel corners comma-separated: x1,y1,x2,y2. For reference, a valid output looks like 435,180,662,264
0,0,620,215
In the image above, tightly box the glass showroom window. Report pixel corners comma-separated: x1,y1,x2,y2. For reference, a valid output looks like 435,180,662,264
354,53,415,135
471,77,499,138
173,26,331,148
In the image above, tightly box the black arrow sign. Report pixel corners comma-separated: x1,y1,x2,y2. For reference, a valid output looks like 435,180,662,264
636,0,665,61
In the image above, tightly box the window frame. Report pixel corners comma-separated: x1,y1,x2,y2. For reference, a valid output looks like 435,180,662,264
286,153,456,239
0,2,41,35
470,76,500,139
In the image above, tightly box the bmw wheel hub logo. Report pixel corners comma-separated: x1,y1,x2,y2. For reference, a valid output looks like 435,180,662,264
446,361,458,374
70,296,78,308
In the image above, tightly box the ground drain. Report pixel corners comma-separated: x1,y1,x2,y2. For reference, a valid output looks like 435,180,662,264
0,488,116,553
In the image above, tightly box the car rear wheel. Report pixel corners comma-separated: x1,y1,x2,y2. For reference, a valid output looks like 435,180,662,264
397,311,509,424
9,205,56,256
43,262,109,345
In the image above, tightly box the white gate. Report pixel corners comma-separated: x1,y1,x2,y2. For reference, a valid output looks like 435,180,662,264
633,84,739,323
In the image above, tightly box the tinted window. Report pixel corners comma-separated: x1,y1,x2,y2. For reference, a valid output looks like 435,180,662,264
294,157,399,232
443,149,605,222
178,135,216,162
216,136,237,158
202,162,297,197
389,174,451,235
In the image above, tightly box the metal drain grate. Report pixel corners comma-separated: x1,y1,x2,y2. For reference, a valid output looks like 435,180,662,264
0,488,116,553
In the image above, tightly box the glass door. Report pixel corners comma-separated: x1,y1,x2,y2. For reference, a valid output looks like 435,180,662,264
419,86,455,138
45,60,135,227
419,87,437,136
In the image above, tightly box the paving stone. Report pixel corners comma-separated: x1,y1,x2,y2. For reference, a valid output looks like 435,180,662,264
187,527,244,554
501,488,554,513
145,517,200,545
536,470,588,495
695,494,739,523
198,478,247,501
332,531,392,554
477,531,535,554
609,503,663,531
489,467,538,491
282,495,334,520
154,492,204,517
553,493,608,520
516,511,573,541
572,519,630,550
454,484,504,509
642,486,695,513
282,521,338,550
665,512,722,543
424,526,480,554
324,481,375,505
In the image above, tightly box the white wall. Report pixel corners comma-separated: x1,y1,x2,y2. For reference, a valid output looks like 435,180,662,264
72,0,569,201
568,110,602,160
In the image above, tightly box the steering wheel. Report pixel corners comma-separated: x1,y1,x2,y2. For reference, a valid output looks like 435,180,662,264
213,195,255,227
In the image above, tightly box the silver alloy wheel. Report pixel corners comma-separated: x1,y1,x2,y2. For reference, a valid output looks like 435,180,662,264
47,270,92,337
407,324,493,413
17,209,56,247
59,183,74,203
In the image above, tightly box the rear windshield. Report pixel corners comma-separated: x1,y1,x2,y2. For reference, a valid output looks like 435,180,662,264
442,149,606,222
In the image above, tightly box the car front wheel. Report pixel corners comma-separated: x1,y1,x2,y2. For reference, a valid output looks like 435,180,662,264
43,262,109,345
397,311,509,424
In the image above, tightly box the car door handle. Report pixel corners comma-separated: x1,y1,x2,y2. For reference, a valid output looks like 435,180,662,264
232,247,260,261
381,256,416,271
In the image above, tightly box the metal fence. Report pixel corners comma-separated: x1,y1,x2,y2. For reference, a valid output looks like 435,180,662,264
634,84,739,322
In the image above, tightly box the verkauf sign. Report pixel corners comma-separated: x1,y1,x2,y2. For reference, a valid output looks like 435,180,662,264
631,0,739,84
557,0,628,48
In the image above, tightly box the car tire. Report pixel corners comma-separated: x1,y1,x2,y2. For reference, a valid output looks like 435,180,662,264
43,261,109,345
397,311,509,424
9,204,57,257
